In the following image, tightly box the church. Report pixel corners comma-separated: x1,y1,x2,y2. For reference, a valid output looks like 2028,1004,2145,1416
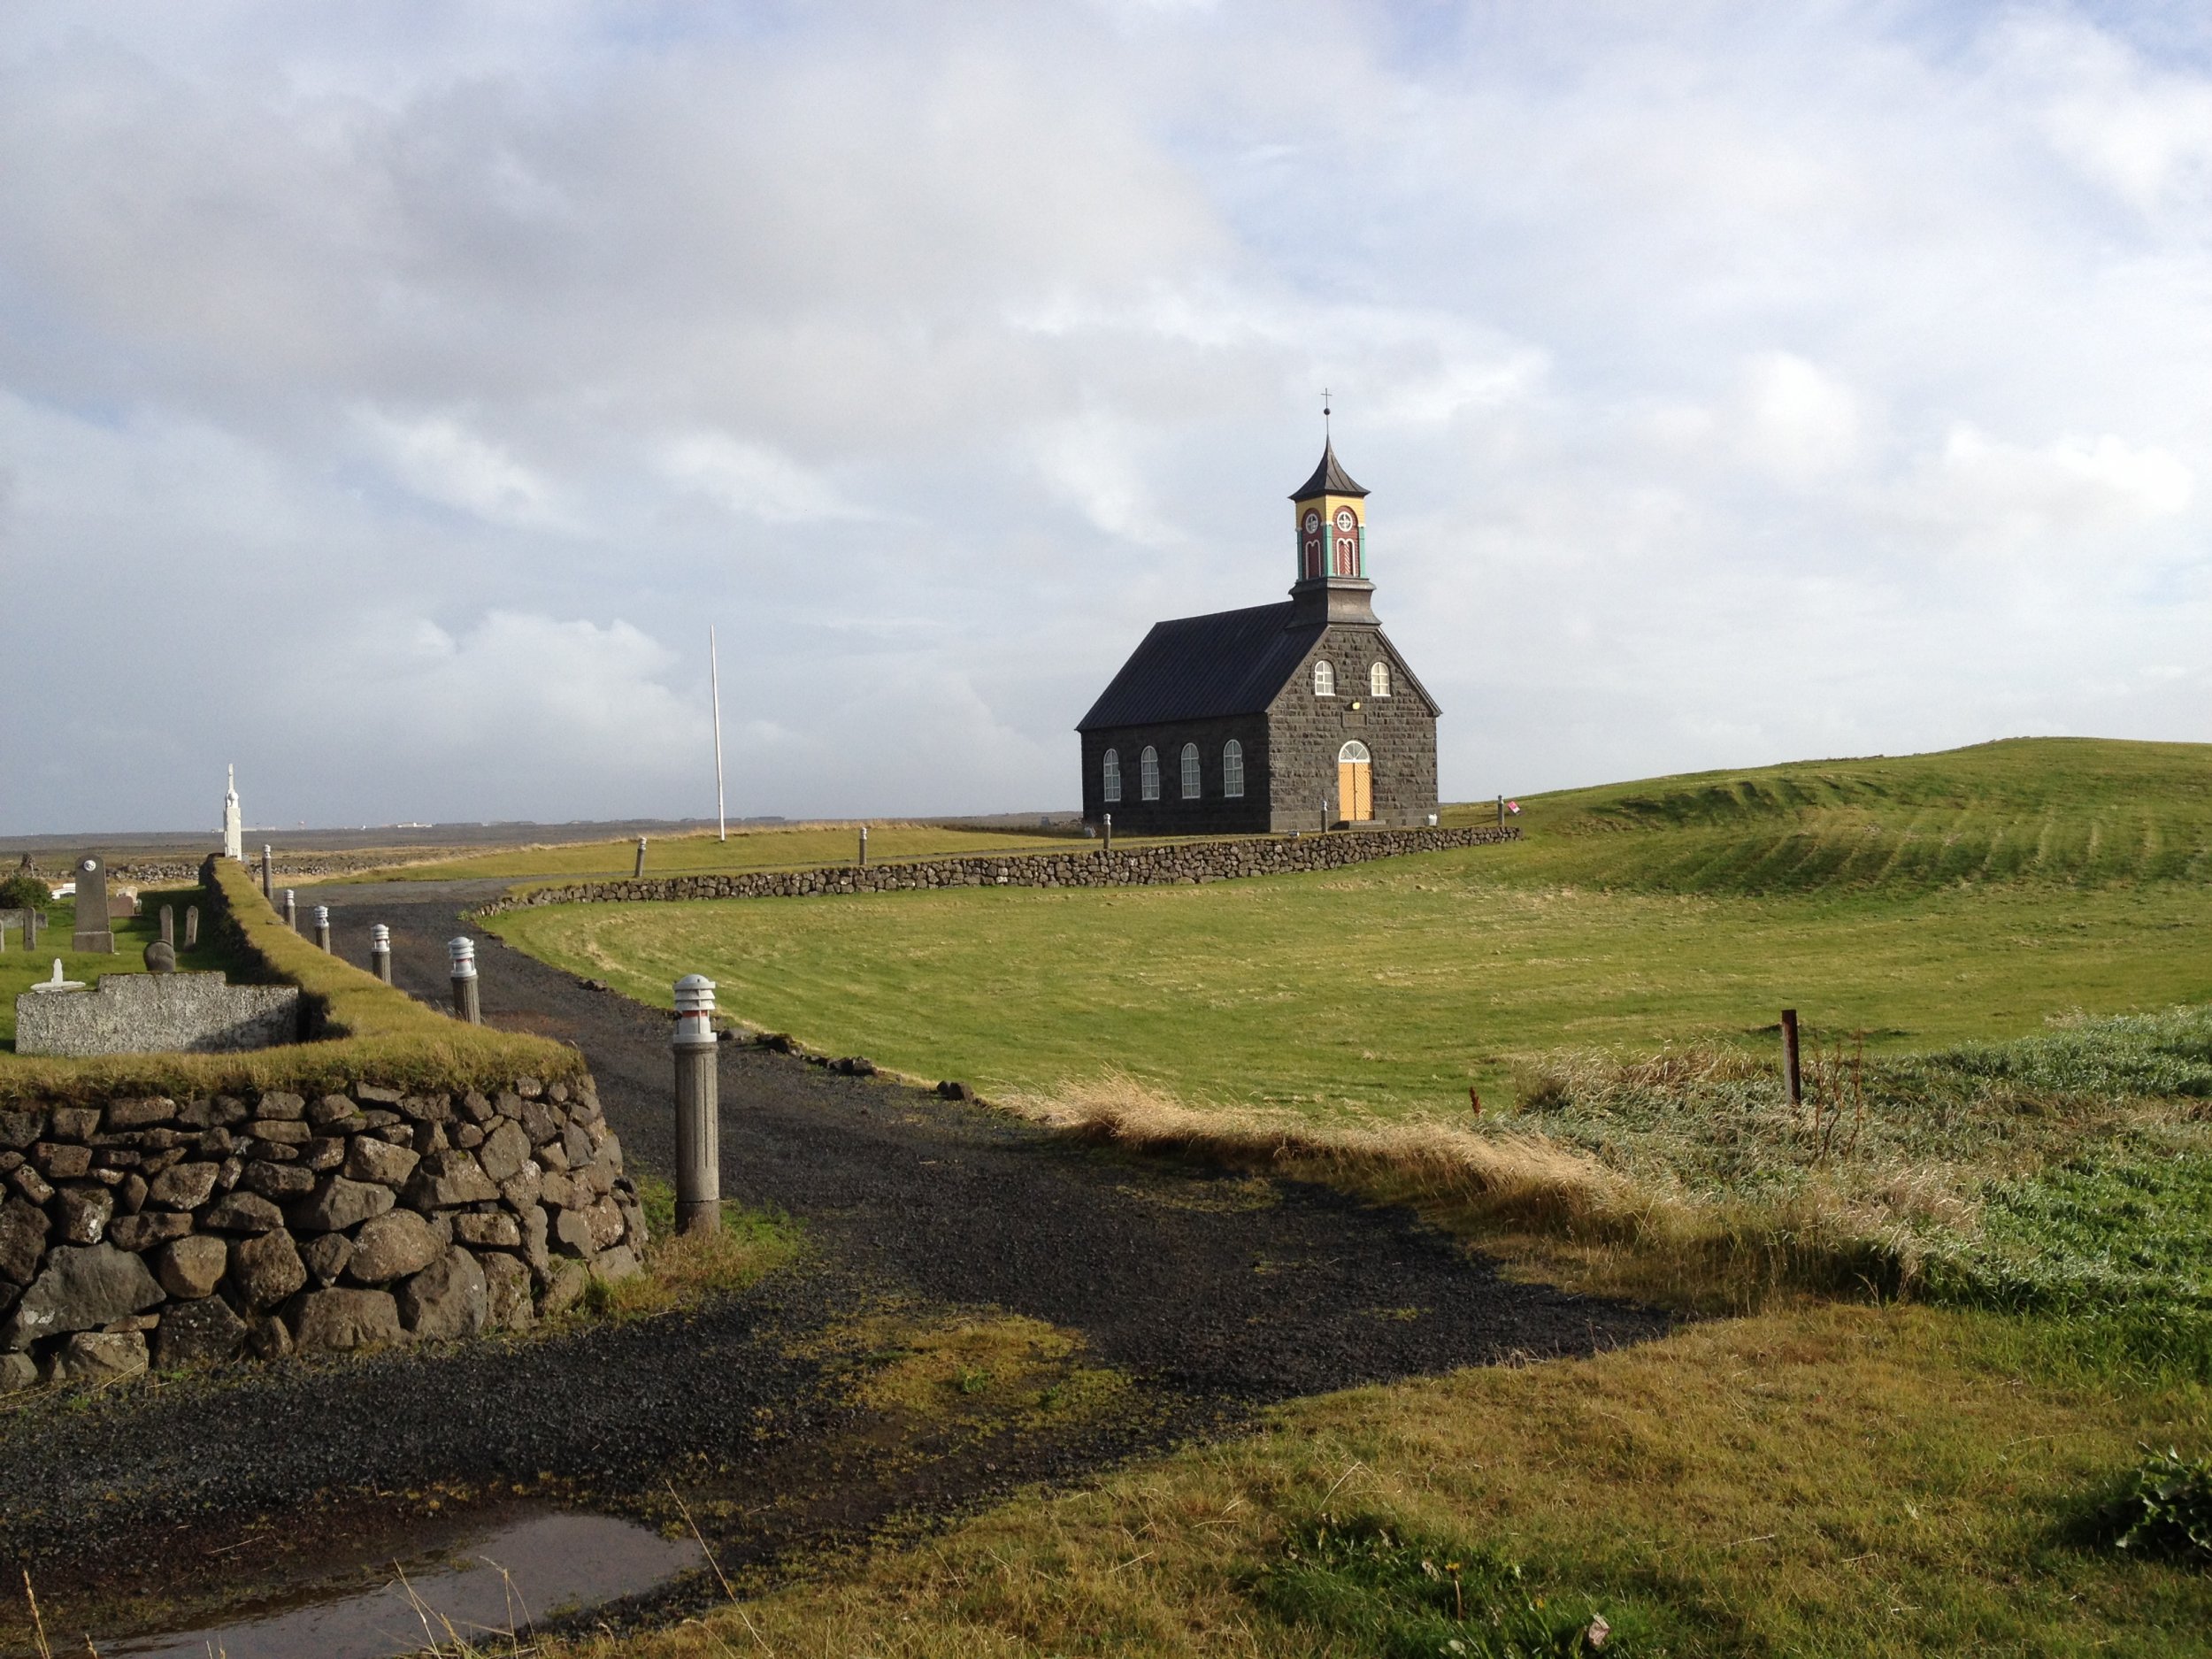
1078,439,1440,834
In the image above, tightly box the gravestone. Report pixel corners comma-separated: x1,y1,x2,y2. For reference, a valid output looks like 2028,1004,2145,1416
184,905,199,949
160,905,175,948
143,941,176,973
71,856,114,955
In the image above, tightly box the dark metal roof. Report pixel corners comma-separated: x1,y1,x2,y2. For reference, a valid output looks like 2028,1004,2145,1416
1076,603,1324,731
1288,439,1367,500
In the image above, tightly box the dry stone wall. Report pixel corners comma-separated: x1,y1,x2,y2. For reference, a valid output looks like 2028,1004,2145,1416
0,1072,643,1389
483,823,1522,911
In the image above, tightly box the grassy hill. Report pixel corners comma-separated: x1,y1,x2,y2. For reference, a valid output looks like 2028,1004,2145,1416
1451,736,2212,894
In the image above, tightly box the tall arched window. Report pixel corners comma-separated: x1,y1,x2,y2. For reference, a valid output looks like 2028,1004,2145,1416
1140,746,1160,801
1313,659,1335,697
1179,742,1201,799
1222,740,1245,798
1102,748,1121,803
1370,660,1391,697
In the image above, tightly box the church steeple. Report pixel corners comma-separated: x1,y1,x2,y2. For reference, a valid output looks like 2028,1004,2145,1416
1288,430,1378,626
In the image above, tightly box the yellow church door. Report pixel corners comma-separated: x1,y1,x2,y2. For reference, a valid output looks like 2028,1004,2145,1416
1337,741,1371,823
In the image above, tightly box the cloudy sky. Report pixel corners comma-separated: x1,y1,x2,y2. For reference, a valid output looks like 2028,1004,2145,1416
3,2,2208,834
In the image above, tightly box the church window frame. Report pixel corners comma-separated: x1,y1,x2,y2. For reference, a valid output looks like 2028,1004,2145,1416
1180,742,1201,800
1140,746,1160,801
1370,660,1391,697
1102,748,1121,803
1223,740,1245,798
1313,659,1335,697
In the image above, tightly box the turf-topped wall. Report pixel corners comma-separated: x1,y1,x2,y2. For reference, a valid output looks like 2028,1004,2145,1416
481,823,1523,912
0,859,644,1389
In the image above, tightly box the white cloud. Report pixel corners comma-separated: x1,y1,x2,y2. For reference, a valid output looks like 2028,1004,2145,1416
358,411,567,529
657,434,875,525
1733,352,1863,484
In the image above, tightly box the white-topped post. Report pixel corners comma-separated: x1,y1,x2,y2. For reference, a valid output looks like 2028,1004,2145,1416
449,935,480,1025
858,825,869,868
260,845,273,899
634,835,648,879
370,923,393,985
311,904,330,951
672,973,721,1234
282,888,297,931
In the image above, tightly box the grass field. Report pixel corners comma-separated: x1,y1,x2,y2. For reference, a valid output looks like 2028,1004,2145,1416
490,740,2212,1120
495,736,2212,1654
334,822,1092,884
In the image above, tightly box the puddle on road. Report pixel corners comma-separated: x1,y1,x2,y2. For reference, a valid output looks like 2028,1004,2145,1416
106,1511,702,1659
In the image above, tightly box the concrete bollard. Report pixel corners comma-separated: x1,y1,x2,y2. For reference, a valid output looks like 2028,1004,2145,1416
312,905,330,951
260,846,273,899
449,936,481,1025
634,835,648,879
1102,812,1111,856
858,824,869,868
370,923,392,984
282,889,297,932
672,973,721,1235
184,905,199,949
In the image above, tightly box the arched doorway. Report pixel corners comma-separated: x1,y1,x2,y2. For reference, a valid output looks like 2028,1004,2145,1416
1337,740,1371,824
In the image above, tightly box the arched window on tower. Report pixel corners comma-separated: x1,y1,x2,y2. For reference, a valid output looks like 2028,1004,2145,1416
1313,659,1335,697
1102,749,1121,803
1140,746,1160,801
1370,660,1391,697
1180,743,1201,799
1223,740,1245,798
1333,506,1360,576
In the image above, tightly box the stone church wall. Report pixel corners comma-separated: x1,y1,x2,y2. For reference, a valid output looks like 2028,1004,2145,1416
0,1073,644,1388
1267,625,1438,831
1078,716,1273,835
482,823,1521,912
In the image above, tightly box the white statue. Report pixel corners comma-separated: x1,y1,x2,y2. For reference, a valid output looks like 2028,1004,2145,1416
223,763,243,861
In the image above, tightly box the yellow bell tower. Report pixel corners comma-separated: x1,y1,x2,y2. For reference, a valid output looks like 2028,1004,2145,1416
1287,422,1378,626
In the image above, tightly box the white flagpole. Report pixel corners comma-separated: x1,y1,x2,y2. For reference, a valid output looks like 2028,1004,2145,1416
710,626,727,842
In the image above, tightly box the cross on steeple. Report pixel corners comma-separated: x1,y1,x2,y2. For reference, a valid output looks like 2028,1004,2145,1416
1322,388,1332,437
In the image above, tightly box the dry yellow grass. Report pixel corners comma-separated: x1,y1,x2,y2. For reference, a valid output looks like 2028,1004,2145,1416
997,1071,1908,1314
541,1303,2210,1658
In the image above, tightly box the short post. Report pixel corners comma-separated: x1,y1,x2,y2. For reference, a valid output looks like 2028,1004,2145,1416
1781,1009,1802,1115
159,904,175,948
260,845,273,899
672,973,721,1234
1497,794,1504,827
1102,812,1111,855
283,888,297,931
634,835,648,879
370,923,392,984
184,905,199,949
312,904,331,951
858,825,869,868
449,936,480,1025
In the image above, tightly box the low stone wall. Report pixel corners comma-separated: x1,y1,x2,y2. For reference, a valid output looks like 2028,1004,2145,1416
0,1073,643,1388
483,823,1524,912
14,972,301,1057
